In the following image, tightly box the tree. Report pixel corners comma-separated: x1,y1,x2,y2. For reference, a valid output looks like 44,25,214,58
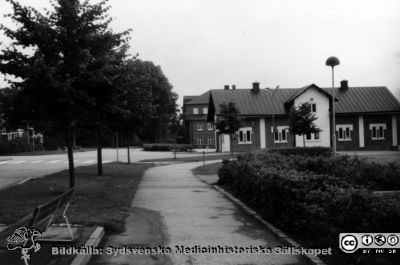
289,102,321,147
215,102,242,155
125,60,178,143
0,0,131,186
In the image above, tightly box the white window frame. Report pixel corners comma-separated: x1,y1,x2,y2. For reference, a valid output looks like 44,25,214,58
305,132,320,141
369,123,386,140
196,138,204,145
193,107,199,114
203,107,208,114
207,123,214,130
238,127,252,144
196,123,204,131
207,136,214,146
271,126,289,143
336,124,353,141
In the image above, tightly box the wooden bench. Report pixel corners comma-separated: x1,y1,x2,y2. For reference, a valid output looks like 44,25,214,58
0,188,75,248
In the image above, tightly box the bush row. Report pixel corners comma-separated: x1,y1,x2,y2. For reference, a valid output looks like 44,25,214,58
269,147,331,157
218,159,400,248
0,138,31,155
142,143,193,152
236,150,400,190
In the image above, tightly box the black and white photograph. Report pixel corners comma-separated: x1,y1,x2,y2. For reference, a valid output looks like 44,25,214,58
0,0,399,265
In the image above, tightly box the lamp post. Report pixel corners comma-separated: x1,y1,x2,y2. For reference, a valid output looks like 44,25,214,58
271,85,280,149
325,56,340,157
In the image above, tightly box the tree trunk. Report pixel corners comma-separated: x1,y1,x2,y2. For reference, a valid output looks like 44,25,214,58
66,129,75,188
127,137,131,164
230,134,234,157
96,128,103,176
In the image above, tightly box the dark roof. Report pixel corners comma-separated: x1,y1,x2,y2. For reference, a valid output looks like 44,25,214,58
183,96,197,104
208,85,400,116
185,91,210,105
325,86,400,113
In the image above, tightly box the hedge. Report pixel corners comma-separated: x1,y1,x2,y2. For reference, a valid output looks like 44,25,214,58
236,150,400,190
0,138,31,155
269,147,331,157
218,159,400,248
142,143,193,152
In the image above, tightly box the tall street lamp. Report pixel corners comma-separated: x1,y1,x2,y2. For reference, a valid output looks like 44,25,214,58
325,56,340,157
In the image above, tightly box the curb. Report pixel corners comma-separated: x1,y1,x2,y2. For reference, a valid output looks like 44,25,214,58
213,185,327,265
70,226,105,265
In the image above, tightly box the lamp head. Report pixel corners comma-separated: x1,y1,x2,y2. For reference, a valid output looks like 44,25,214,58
325,56,340,67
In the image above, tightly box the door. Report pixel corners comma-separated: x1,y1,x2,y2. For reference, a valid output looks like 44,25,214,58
220,134,230,152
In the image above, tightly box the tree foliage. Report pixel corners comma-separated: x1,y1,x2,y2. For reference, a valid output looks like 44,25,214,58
216,102,242,135
0,0,131,186
289,102,321,147
215,102,242,154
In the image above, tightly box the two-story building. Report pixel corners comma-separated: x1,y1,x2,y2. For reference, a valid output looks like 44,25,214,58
183,92,217,149
184,81,400,152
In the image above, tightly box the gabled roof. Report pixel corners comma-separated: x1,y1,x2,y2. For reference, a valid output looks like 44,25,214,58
284,83,335,105
184,91,210,105
207,85,400,116
325,86,400,113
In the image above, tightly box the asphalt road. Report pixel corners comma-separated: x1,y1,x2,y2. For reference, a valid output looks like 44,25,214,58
0,148,219,190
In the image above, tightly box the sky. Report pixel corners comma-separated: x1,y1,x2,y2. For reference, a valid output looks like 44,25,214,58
1,0,400,106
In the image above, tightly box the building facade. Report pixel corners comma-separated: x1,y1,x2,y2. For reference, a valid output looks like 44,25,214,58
183,92,216,149
184,81,400,152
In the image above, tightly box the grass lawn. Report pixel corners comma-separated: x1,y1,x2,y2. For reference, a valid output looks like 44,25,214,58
0,162,154,233
140,153,235,163
192,162,222,175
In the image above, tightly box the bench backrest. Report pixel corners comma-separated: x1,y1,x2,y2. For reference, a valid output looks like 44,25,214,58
30,188,75,231
0,188,74,248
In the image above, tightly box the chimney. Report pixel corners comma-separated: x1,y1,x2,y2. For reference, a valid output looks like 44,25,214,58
232,85,236,90
224,85,229,90
252,82,260,93
340,80,348,91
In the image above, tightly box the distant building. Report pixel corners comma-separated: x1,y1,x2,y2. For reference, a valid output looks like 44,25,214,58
183,81,400,152
182,92,216,149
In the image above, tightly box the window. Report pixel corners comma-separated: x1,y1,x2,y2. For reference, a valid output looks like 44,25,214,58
203,107,208,114
272,126,289,143
336,124,353,141
196,138,204,145
309,103,317,113
207,137,214,146
207,123,214,130
193,108,199,114
370,123,386,140
197,123,204,131
238,127,252,144
305,132,320,141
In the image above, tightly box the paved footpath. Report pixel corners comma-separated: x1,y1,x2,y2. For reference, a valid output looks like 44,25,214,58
124,161,311,265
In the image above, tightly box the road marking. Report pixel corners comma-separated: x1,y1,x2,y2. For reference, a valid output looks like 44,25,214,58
29,160,43,164
46,160,63,164
82,160,95,164
11,161,26,164
0,161,11,164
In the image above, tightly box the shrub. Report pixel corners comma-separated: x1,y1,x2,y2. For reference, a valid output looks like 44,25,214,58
0,138,31,155
269,147,331,157
142,143,193,152
237,150,400,190
218,159,400,248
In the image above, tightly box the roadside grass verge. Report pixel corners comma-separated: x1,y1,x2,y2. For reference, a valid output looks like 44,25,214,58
0,162,154,234
140,153,235,163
